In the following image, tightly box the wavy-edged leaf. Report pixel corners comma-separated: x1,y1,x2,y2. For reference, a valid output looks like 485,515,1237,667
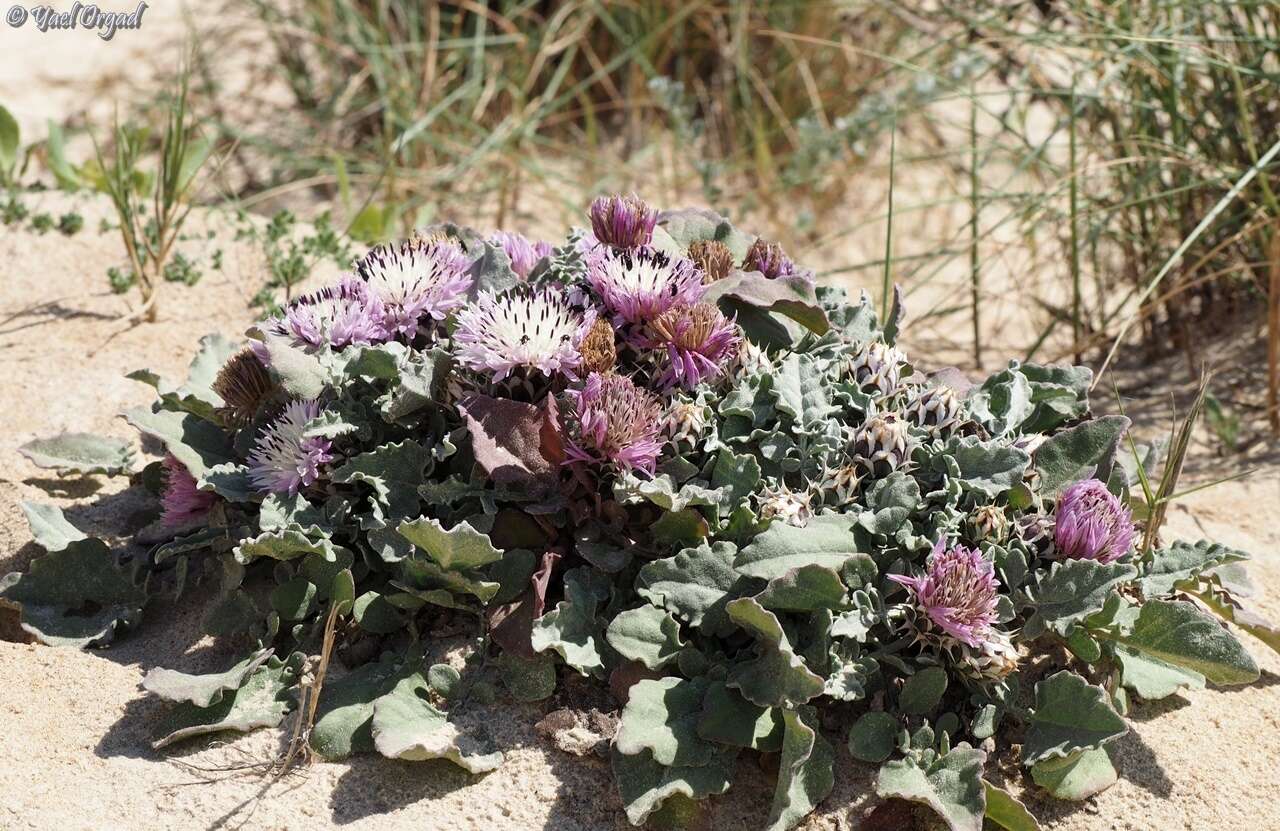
1139,540,1250,598
153,654,299,749
1029,747,1117,801
371,671,502,773
333,440,433,524
1032,416,1129,495
122,407,234,478
530,566,611,675
944,436,1030,499
756,564,848,612
696,680,783,751
1022,671,1126,766
1024,559,1137,637
611,745,736,827
637,541,745,634
616,677,716,767
0,538,147,647
397,516,502,571
606,605,684,670
143,648,274,708
234,524,340,564
725,597,823,707
876,744,987,831
983,781,1040,831
20,502,86,552
734,515,860,580
1113,598,1258,686
766,707,834,831
18,432,134,476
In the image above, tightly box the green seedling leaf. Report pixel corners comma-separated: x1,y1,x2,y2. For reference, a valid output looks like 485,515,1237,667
848,711,899,763
498,654,557,702
18,432,135,476
899,666,948,715
0,538,146,647
1022,671,1126,766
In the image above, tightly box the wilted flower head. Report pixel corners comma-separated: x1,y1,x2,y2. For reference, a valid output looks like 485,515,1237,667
589,193,658,249
644,302,741,389
212,349,276,427
1054,478,1135,564
160,454,217,528
489,230,553,280
247,399,335,496
688,239,736,283
662,395,710,446
355,237,473,336
563,372,665,475
742,238,797,280
263,276,386,352
587,248,705,325
849,341,908,397
890,538,1001,648
578,317,618,375
454,287,589,382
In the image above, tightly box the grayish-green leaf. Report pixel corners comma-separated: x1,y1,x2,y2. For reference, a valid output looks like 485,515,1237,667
637,541,743,634
1113,599,1258,686
983,781,1041,831
1033,416,1130,495
606,605,684,670
611,746,736,826
876,744,988,831
766,707,834,831
18,432,135,476
1025,560,1137,637
735,515,860,580
123,407,234,478
1140,540,1250,598
530,567,611,675
848,711,899,763
696,680,783,751
900,667,949,715
371,671,502,772
944,436,1030,499
756,564,848,612
397,517,503,571
1023,671,1127,766
725,597,824,707
20,502,87,552
1029,747,1117,801
153,656,299,749
616,677,716,767
143,648,274,708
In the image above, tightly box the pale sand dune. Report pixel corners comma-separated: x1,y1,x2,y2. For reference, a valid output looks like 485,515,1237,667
0,191,1277,831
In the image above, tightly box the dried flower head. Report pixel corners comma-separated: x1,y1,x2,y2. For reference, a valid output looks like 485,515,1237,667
160,454,217,528
563,372,665,475
213,349,276,427
247,399,335,496
757,483,815,527
688,239,736,283
968,504,1009,543
454,288,590,382
742,238,797,280
849,341,908,397
579,317,618,375
904,384,964,437
819,463,862,506
662,396,710,446
890,538,1001,648
644,302,741,389
355,237,474,336
956,631,1020,682
852,412,915,476
587,248,705,325
1054,478,1135,564
489,230,553,280
263,276,386,352
589,193,658,249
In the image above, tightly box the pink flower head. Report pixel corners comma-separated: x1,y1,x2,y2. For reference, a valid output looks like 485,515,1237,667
742,238,798,280
264,275,386,352
589,193,658,249
563,372,665,476
488,230,553,279
355,237,474,336
1054,478,1135,564
643,302,741,389
160,454,217,528
454,287,590,382
247,399,335,496
586,247,705,325
889,538,1001,648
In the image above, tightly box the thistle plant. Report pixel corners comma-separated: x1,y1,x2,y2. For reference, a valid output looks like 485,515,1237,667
5,196,1274,831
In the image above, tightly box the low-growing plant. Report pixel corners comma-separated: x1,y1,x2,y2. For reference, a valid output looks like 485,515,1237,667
5,196,1274,830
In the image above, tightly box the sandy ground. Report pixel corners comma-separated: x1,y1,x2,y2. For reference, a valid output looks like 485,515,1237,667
3,7,1280,831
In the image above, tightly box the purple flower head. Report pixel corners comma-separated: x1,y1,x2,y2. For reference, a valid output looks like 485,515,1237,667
454,287,590,382
743,238,797,280
160,454,217,528
263,275,386,352
589,193,658,250
563,372,665,476
889,538,1001,648
247,399,335,496
643,302,742,389
488,230,553,280
1054,478,1135,564
586,247,705,325
355,237,474,336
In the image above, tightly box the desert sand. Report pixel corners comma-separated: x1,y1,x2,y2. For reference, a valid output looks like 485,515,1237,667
3,7,1280,830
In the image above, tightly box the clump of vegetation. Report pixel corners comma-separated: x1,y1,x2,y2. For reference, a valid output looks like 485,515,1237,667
6,196,1273,830
236,208,353,312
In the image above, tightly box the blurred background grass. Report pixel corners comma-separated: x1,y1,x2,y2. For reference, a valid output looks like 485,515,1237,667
5,0,1279,444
